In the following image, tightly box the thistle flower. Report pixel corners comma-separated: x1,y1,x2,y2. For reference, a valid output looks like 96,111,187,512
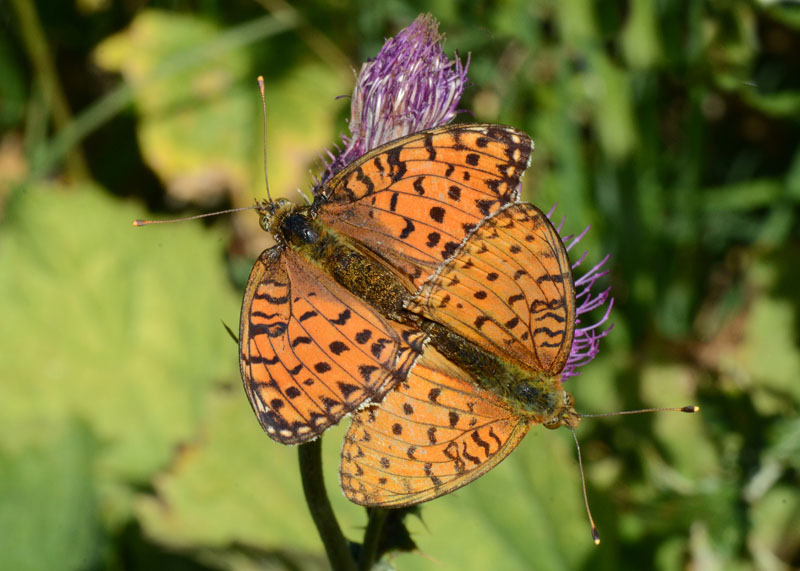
316,13,468,189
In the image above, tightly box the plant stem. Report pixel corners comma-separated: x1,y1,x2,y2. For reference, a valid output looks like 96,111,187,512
11,0,89,181
359,508,389,571
298,439,357,571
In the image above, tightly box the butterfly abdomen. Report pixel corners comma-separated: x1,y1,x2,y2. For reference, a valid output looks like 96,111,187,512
423,321,567,422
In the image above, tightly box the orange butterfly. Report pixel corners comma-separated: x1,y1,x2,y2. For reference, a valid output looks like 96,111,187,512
341,201,579,506
239,123,533,444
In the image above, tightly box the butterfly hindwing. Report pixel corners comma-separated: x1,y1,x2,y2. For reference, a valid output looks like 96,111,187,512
340,347,530,507
408,203,576,374
240,247,425,444
318,124,533,289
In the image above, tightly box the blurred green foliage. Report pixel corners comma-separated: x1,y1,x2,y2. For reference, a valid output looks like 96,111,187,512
1,1,799,570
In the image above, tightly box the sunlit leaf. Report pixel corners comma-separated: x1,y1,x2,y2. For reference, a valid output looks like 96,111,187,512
0,420,99,571
0,183,238,486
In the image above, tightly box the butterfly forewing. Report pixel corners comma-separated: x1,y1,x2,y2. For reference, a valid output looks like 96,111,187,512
340,348,530,507
319,124,532,289
240,247,425,444
408,203,576,374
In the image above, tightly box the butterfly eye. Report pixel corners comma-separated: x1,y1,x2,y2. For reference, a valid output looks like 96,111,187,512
258,214,272,232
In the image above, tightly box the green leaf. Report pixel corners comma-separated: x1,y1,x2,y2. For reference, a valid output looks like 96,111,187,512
0,420,99,571
0,183,238,488
94,10,255,204
135,388,322,552
391,430,594,571
94,9,347,207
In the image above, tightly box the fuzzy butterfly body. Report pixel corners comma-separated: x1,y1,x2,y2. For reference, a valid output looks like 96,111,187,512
239,123,538,445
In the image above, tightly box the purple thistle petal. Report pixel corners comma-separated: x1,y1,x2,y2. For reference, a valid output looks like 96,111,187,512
547,212,614,381
315,14,468,190
563,252,614,380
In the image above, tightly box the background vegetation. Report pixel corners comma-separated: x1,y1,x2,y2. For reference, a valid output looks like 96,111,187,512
1,1,799,569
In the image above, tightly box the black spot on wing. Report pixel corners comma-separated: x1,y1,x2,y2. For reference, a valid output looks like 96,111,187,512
329,341,349,355
314,362,332,373
441,241,460,260
331,309,352,325
426,232,441,247
337,382,360,399
475,199,495,216
386,147,407,182
471,430,491,456
249,322,287,338
427,427,438,444
291,335,312,347
399,218,415,239
413,176,426,196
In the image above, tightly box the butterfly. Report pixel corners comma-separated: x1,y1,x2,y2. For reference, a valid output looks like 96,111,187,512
239,123,534,444
340,200,578,506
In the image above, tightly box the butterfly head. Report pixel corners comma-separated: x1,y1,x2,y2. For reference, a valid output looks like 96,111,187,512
543,390,581,430
509,376,580,429
256,198,294,235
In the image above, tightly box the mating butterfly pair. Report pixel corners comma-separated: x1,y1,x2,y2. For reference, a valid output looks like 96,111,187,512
239,123,577,507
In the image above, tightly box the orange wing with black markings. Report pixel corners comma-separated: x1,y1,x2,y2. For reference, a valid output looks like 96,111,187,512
239,246,425,444
408,202,575,374
317,124,533,289
340,347,530,507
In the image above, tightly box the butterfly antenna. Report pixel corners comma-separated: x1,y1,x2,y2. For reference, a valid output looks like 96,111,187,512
132,205,259,226
581,405,699,419
569,427,600,545
568,404,699,543
135,76,276,228
258,76,273,204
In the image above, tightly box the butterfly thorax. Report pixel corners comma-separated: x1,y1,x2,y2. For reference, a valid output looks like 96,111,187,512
270,205,413,322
